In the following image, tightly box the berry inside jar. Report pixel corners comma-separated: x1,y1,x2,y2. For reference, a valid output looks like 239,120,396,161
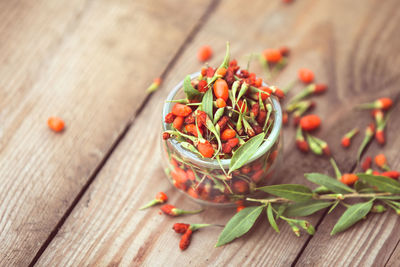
162,42,283,205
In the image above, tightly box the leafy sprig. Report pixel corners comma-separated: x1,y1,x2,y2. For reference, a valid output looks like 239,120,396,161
216,173,400,247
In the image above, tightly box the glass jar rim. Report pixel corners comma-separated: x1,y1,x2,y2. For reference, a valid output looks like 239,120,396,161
162,72,282,169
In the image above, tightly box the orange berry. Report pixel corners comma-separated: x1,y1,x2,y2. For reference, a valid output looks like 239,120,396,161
47,117,65,132
236,205,245,213
340,174,358,185
374,154,387,168
216,67,227,77
213,79,229,101
341,137,350,148
298,68,315,83
197,45,213,62
258,86,272,100
172,116,184,130
221,129,236,141
216,98,227,108
155,192,168,203
197,140,214,158
262,49,282,63
172,103,192,117
377,98,393,110
299,114,321,131
185,124,202,137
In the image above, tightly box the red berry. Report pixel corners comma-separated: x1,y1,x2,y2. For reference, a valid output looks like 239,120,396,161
299,114,321,131
197,140,214,158
340,174,358,185
298,68,314,83
262,49,282,63
213,79,229,101
221,129,236,141
172,103,192,117
197,45,212,62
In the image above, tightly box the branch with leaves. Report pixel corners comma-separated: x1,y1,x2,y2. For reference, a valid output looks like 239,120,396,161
215,173,400,247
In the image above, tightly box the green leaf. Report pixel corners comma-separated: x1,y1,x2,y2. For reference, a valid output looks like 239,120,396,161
354,180,374,193
284,200,332,217
267,203,280,233
331,199,373,235
205,117,222,155
358,174,400,194
215,206,264,247
228,132,265,174
213,107,225,124
202,89,214,120
183,75,201,100
257,184,313,201
305,173,355,194
236,82,249,103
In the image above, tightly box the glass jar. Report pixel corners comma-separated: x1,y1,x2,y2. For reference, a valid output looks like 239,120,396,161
161,72,282,206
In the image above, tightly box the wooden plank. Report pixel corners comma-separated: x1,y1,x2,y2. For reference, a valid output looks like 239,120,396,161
0,0,212,265
36,0,400,266
296,102,400,266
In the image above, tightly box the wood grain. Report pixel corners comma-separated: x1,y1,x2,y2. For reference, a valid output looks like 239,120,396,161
0,0,212,265
34,0,400,266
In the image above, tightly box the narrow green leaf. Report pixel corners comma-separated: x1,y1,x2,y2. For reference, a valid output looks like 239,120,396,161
305,173,355,194
215,206,264,247
357,174,400,194
228,133,265,174
183,75,202,100
331,199,373,235
257,184,313,201
205,117,222,155
284,200,332,217
202,88,214,121
236,82,249,103
180,142,202,157
213,107,225,124
329,158,342,180
267,203,280,233
275,204,287,220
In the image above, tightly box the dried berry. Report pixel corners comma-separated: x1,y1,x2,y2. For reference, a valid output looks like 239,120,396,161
361,156,372,171
173,223,190,234
197,45,212,62
213,79,229,101
139,192,168,210
262,49,282,63
160,204,202,216
340,174,358,185
221,129,236,141
197,140,214,158
47,117,65,132
298,68,314,83
172,103,192,117
300,114,321,131
341,128,359,148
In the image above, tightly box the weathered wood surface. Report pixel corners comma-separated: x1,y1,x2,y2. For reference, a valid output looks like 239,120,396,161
1,0,400,266
34,0,400,266
0,0,212,265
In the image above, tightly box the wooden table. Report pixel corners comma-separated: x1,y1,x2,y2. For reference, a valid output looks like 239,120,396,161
1,0,399,266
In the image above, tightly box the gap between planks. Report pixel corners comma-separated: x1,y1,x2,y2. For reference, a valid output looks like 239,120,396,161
28,0,221,266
